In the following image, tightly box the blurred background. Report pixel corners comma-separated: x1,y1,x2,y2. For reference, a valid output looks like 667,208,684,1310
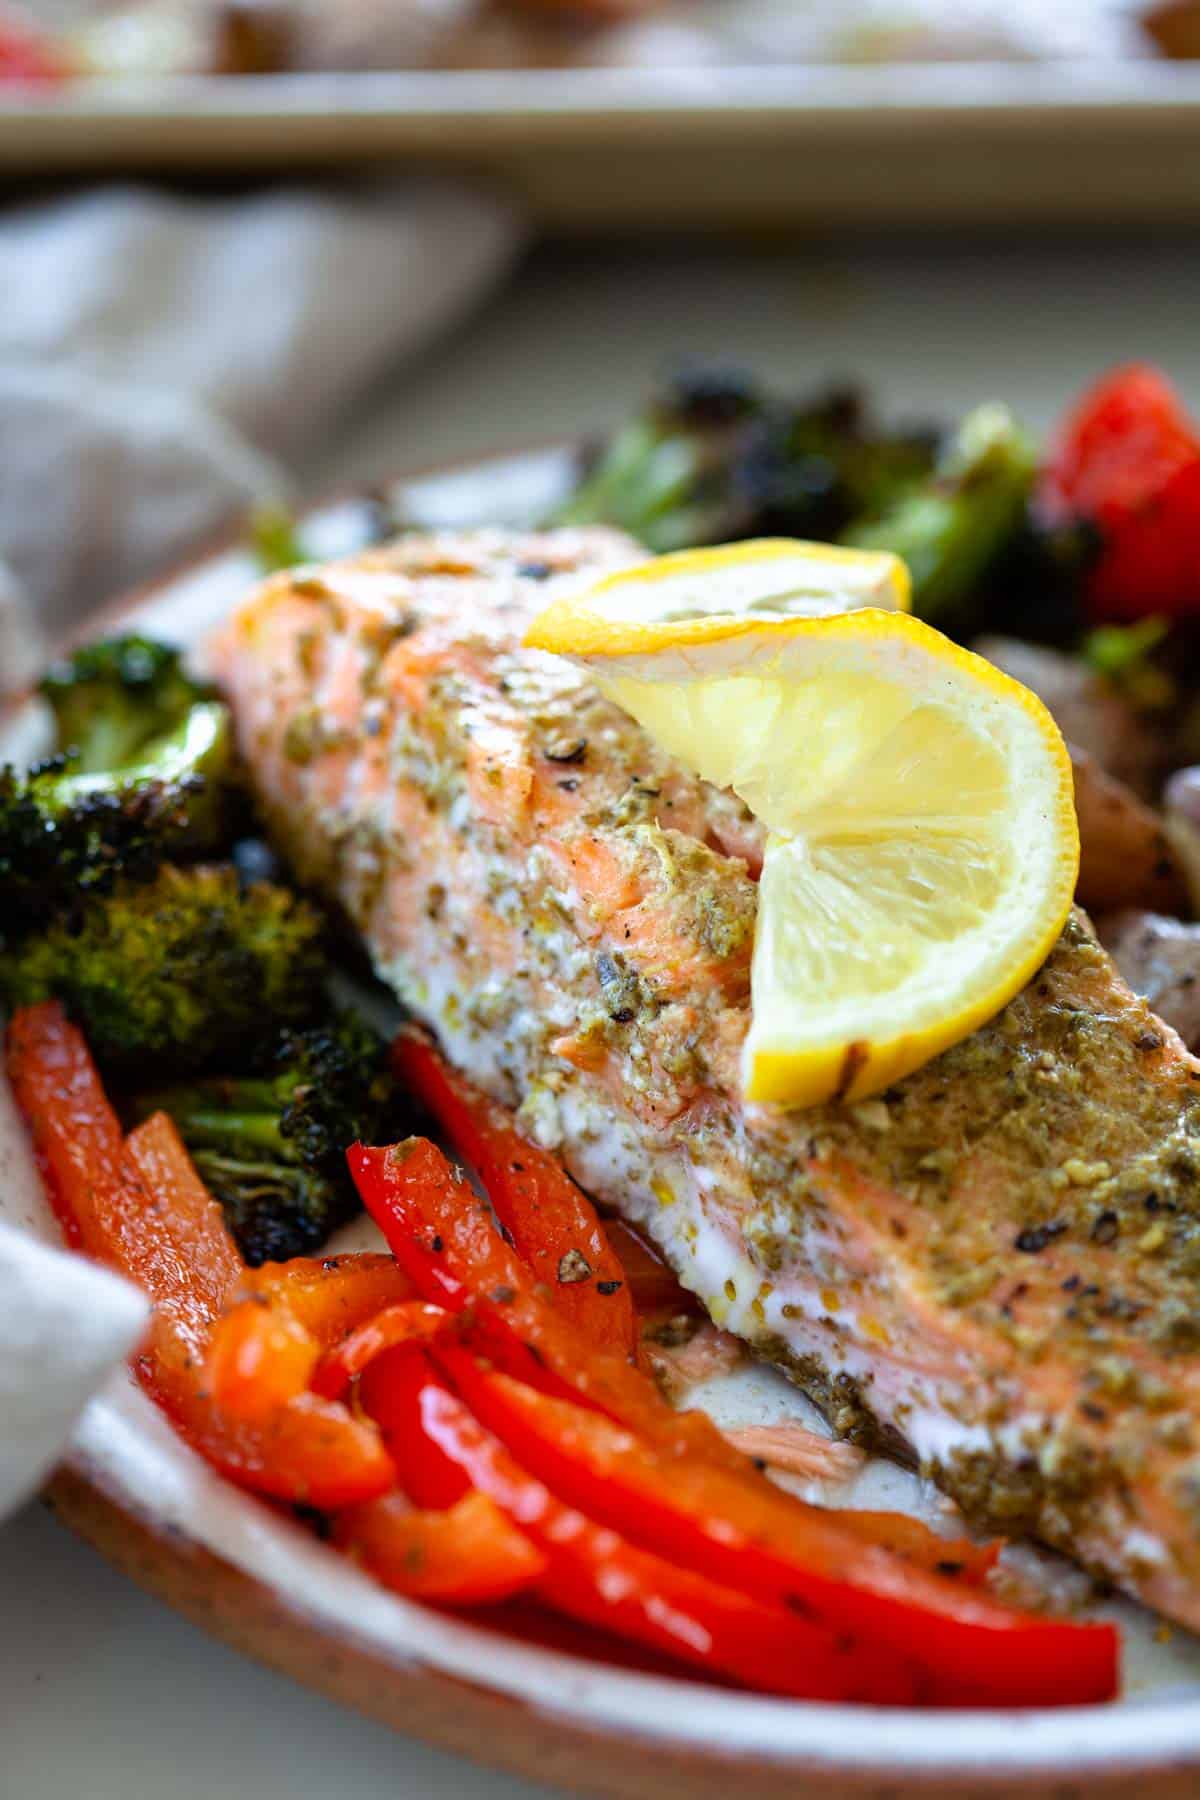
4,5,1200,1798
6,0,1200,79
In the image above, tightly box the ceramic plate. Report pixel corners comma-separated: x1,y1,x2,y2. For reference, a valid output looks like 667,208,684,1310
7,445,1200,1800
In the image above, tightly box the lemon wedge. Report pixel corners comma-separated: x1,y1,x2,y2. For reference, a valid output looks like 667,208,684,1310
531,538,909,660
526,540,1078,1109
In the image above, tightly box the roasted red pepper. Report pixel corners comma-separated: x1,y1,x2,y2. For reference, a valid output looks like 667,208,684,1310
361,1347,922,1704
833,1510,999,1585
349,1138,758,1475
209,1253,420,1415
1040,362,1200,620
236,1253,415,1342
393,1028,635,1353
206,1297,322,1420
335,1489,547,1605
311,1300,456,1401
6,1004,395,1510
438,1355,1117,1709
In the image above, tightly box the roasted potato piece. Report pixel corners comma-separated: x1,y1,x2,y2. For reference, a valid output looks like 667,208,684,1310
1072,748,1189,916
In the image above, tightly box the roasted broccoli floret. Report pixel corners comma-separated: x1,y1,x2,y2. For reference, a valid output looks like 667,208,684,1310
136,1014,402,1264
1,864,328,1074
554,367,938,555
1,635,237,937
555,368,764,552
40,634,212,774
844,403,1038,631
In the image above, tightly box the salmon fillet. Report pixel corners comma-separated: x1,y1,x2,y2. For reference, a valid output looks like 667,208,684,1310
212,527,1200,1630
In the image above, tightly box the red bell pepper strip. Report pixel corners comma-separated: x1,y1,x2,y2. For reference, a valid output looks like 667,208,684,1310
142,1346,395,1510
833,1511,999,1585
6,1004,395,1510
439,1356,1117,1709
361,1347,922,1705
311,1301,456,1401
1040,362,1200,621
335,1489,547,1605
392,1028,635,1353
206,1297,322,1420
7,1005,241,1350
360,1348,473,1508
349,1139,759,1476
235,1253,415,1344
207,1253,420,1417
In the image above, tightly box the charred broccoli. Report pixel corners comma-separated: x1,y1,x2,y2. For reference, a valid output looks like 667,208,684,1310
1,864,328,1074
40,634,213,774
2,634,401,1264
845,403,1038,630
136,1014,403,1264
554,368,937,555
1,635,237,937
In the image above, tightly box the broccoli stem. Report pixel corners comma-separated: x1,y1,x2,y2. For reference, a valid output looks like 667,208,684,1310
156,1103,290,1157
844,404,1037,628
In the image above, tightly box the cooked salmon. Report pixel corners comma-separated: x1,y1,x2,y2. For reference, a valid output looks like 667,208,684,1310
212,527,1200,1631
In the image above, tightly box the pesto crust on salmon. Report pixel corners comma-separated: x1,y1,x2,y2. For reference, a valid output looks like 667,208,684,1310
212,526,1200,1631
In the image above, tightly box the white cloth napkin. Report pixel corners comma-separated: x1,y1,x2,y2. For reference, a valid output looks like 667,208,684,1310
0,176,523,686
0,1221,149,1518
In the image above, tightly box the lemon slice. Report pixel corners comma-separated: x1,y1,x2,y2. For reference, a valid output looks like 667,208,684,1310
531,538,909,660
526,541,1078,1109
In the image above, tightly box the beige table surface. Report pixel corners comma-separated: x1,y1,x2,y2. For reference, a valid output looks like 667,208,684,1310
4,230,1200,1800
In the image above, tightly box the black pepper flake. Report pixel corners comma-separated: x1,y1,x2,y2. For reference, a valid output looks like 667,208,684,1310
935,1560,963,1578
518,560,554,581
490,1285,516,1305
431,1234,444,1254
557,1249,593,1286
1080,1401,1108,1423
596,1279,623,1296
1062,1274,1081,1292
1135,1030,1164,1053
1090,1210,1119,1247
1014,1221,1067,1254
557,778,580,792
498,1221,517,1249
1099,1294,1143,1322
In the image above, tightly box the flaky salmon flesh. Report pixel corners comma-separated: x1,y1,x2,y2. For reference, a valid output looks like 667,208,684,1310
213,526,1200,1631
